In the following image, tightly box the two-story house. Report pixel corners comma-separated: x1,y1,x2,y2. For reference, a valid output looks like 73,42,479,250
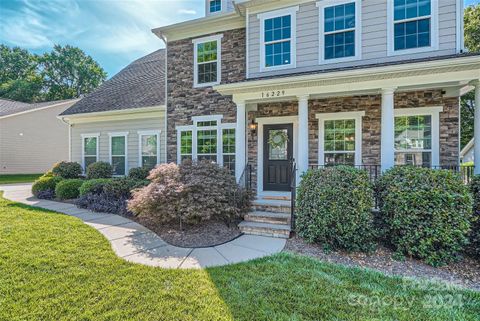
154,0,479,199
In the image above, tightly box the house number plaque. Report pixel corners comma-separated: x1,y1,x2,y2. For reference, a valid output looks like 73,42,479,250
261,90,286,98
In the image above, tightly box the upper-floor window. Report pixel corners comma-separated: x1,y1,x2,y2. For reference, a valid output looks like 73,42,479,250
193,34,222,87
209,0,222,13
388,0,438,55
318,0,361,63
258,6,298,72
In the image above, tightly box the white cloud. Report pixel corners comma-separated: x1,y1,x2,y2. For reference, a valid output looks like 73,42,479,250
178,9,197,15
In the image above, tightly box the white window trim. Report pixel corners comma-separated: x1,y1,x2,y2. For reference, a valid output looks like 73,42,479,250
176,115,235,166
387,0,439,56
258,6,299,72
316,111,365,166
81,133,100,172
108,132,129,176
317,0,362,64
193,34,223,88
394,106,443,167
137,130,161,168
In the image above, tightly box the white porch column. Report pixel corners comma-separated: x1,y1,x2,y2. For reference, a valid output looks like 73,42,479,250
380,87,397,171
474,81,480,175
235,101,247,181
297,95,309,176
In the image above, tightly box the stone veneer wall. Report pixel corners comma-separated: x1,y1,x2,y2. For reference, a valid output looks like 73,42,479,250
247,90,459,192
166,28,246,163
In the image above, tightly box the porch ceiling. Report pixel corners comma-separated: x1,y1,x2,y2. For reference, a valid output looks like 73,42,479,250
214,55,480,104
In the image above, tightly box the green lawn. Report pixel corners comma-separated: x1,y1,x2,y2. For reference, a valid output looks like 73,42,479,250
0,195,478,321
0,174,42,184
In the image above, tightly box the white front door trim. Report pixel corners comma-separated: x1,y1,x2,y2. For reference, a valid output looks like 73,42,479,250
256,115,298,197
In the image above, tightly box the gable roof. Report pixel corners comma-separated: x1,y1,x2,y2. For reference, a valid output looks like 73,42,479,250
0,99,76,118
61,49,165,116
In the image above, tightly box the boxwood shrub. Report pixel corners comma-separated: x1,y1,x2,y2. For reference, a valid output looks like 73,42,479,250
79,178,111,196
377,166,473,266
469,175,480,259
295,166,376,252
86,162,113,179
32,176,63,198
51,161,82,179
128,167,150,180
55,179,84,200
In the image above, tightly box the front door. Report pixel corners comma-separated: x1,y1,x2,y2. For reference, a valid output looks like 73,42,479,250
263,124,293,191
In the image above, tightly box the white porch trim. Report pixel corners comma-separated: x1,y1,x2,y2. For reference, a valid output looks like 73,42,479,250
256,115,298,197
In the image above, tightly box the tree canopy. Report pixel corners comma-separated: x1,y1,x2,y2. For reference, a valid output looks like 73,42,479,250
0,44,107,103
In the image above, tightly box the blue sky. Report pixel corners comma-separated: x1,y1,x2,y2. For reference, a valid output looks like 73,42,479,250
1,0,479,78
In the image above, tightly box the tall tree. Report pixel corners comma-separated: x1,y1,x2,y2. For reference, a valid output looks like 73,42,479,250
0,45,43,102
461,4,480,148
40,45,107,101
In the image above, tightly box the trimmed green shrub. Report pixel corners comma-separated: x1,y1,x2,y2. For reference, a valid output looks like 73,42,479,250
377,166,473,266
51,161,82,179
32,176,63,197
55,179,84,200
296,166,376,253
128,167,151,180
469,175,480,259
86,162,113,179
79,178,111,196
128,161,250,225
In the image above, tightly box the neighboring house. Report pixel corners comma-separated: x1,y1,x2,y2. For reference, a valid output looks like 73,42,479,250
461,139,474,163
59,50,166,176
153,0,480,199
0,99,77,174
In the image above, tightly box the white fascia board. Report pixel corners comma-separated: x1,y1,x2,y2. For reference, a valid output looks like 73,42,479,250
60,105,165,124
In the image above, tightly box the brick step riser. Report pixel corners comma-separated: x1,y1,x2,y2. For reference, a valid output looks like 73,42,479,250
240,227,291,239
252,205,291,214
244,215,290,225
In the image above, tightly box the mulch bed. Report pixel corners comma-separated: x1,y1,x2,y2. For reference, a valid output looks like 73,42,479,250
134,216,242,248
285,237,480,291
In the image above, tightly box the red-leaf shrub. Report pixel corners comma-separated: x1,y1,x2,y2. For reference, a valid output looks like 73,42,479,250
128,161,250,225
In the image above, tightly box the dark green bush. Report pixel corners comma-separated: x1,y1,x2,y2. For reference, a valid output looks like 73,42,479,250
32,176,63,197
79,178,111,196
128,167,151,180
469,175,480,259
103,178,149,199
51,161,82,179
86,162,113,179
55,179,84,200
296,166,376,252
377,166,473,266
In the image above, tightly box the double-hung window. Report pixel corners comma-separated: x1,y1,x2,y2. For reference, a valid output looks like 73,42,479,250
82,134,99,171
318,0,360,62
193,35,222,87
177,115,236,174
316,112,364,166
109,133,128,176
389,0,438,55
259,6,298,71
138,130,160,170
394,107,442,167
209,0,222,13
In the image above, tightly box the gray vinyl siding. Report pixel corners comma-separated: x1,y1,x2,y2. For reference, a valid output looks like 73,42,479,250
248,0,459,78
71,116,166,173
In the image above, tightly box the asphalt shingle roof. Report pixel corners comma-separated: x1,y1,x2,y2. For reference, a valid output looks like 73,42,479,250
0,99,75,117
61,49,165,116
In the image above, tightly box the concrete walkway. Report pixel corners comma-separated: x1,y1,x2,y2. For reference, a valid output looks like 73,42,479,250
0,183,286,269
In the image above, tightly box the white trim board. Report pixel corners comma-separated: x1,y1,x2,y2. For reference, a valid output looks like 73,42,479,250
256,115,299,196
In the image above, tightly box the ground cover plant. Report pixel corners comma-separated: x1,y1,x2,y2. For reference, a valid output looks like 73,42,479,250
0,195,479,320
0,174,42,184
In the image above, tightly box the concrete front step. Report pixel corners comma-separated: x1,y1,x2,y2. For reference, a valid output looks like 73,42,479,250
252,199,291,214
244,211,290,225
239,221,291,239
